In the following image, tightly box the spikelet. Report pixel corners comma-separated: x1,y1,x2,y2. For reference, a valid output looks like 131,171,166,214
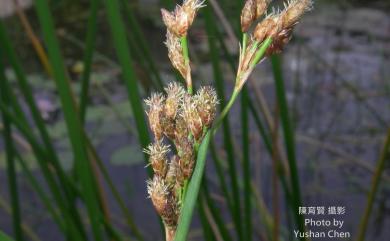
181,95,203,141
265,27,293,56
280,0,313,29
166,155,182,186
164,82,186,120
161,0,205,37
241,0,272,32
194,86,218,128
144,141,170,177
241,0,256,32
161,114,176,140
255,0,272,19
264,0,313,55
161,9,176,33
253,14,280,43
177,138,195,179
147,176,178,227
166,31,187,79
174,115,190,143
145,93,165,140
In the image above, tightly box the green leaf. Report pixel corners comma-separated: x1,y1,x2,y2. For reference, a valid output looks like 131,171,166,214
271,55,305,239
34,0,105,239
174,131,212,241
0,231,15,241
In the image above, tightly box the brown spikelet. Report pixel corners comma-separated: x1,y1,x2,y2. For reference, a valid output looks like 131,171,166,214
177,139,195,179
241,0,256,32
166,155,181,186
179,157,195,181
266,28,293,56
255,0,271,19
179,159,195,181
281,0,313,29
166,31,187,79
182,95,203,141
164,82,186,120
264,0,313,56
161,9,176,33
147,176,178,227
241,0,272,32
145,93,165,140
144,141,170,177
194,86,218,128
161,0,205,37
161,115,176,140
253,15,280,43
174,115,190,143
179,0,205,36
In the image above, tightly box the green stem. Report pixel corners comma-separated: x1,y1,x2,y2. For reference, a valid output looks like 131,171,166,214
181,36,190,67
34,0,104,239
242,33,248,58
0,56,24,241
213,90,239,132
357,128,390,241
241,87,252,241
175,37,273,241
181,36,192,94
271,55,305,240
79,0,99,124
251,38,272,68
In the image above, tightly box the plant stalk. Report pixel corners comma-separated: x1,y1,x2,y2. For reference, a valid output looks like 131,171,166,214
356,128,390,241
181,36,192,94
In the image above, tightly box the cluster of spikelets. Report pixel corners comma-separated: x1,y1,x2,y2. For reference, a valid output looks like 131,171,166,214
161,0,205,89
145,82,218,240
236,0,313,90
145,2,210,239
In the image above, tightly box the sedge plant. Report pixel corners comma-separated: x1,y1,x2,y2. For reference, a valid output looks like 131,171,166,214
143,0,313,240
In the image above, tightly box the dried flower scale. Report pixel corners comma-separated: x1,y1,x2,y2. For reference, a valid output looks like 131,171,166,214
144,0,312,240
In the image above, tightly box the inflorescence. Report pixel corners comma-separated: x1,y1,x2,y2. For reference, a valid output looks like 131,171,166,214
145,83,218,240
236,0,313,90
144,1,312,240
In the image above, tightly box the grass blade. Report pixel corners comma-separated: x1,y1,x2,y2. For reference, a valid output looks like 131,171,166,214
201,180,233,241
15,154,64,230
271,55,305,239
0,231,15,241
204,5,243,240
0,24,89,238
0,22,78,204
121,0,164,90
79,0,100,123
357,128,390,241
84,137,145,241
33,0,104,239
102,0,151,163
209,142,234,218
174,131,212,241
241,87,252,241
0,56,24,241
0,101,84,240
198,193,217,241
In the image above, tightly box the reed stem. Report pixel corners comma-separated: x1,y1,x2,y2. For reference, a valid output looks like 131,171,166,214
357,128,390,241
181,36,192,94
